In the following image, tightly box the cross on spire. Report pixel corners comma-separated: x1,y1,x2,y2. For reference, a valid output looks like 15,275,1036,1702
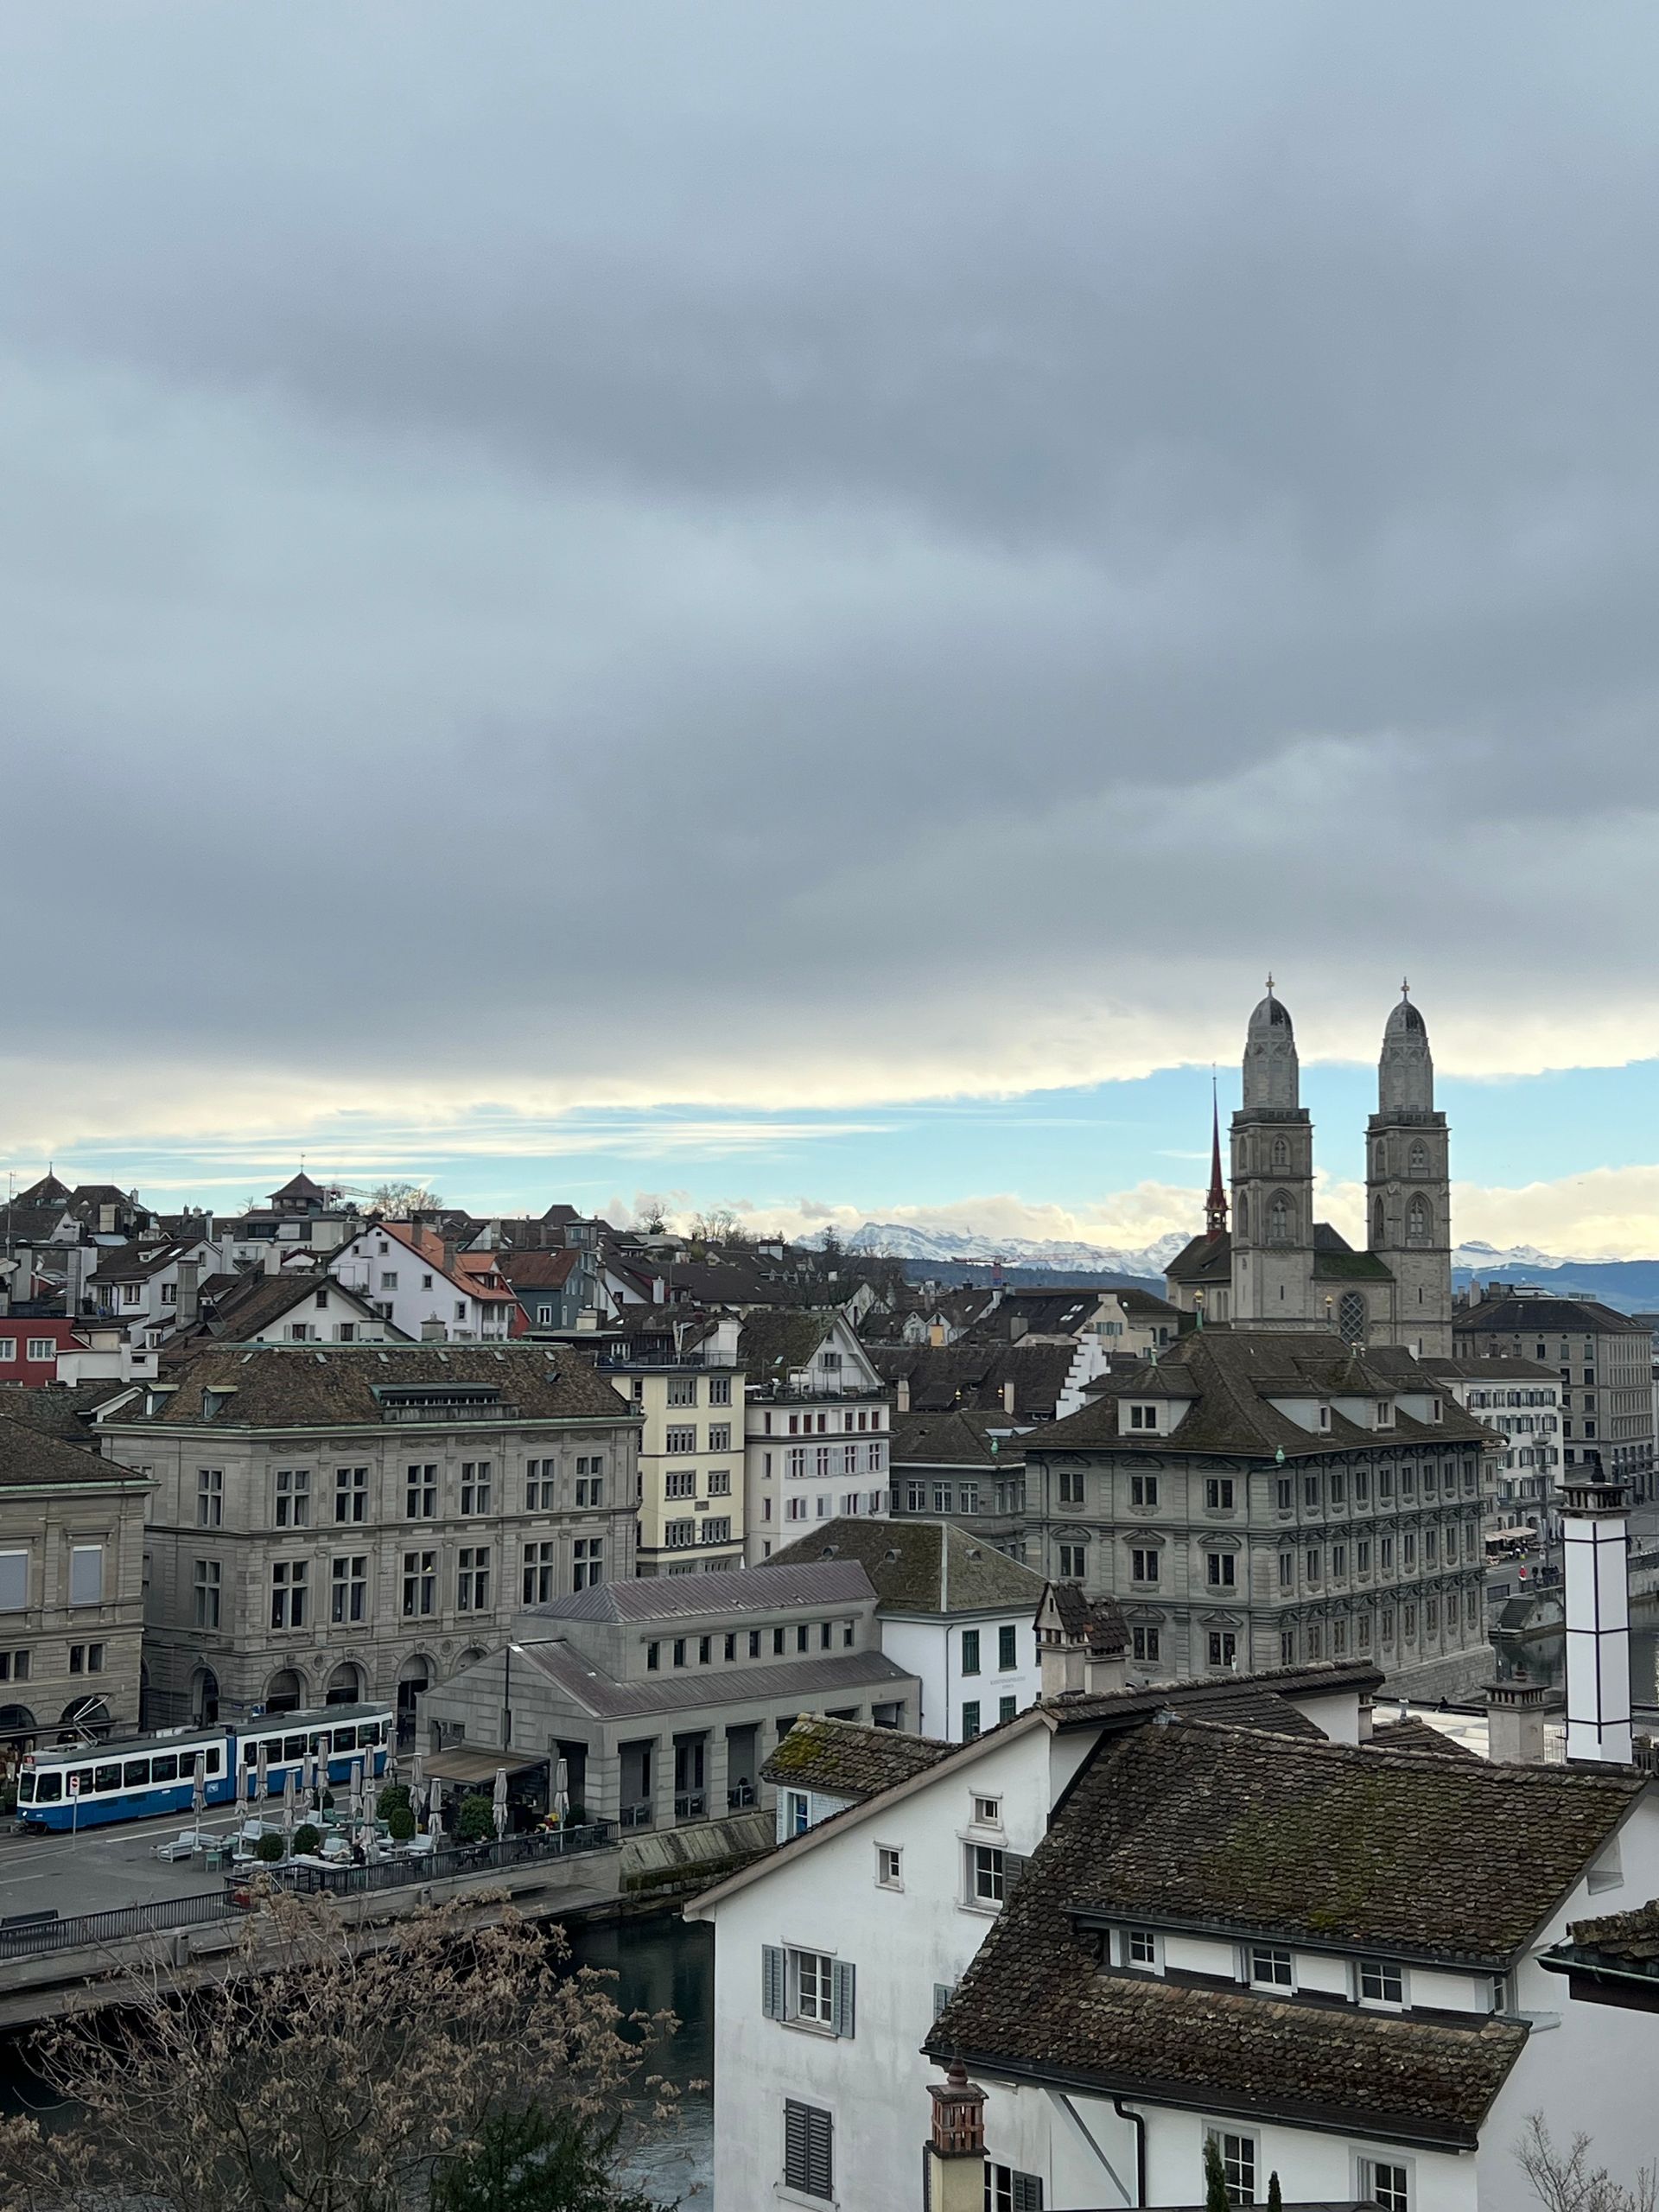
1264,971,1275,995
1400,976,1411,999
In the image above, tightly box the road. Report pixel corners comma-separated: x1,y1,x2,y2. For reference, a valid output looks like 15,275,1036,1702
0,1806,250,1923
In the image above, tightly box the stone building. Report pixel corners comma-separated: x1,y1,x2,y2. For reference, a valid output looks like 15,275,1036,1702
96,1342,641,1734
1452,1291,1656,1502
0,1414,152,1772
419,1558,920,1827
888,1408,1027,1559
1022,1328,1495,1685
1166,984,1454,1357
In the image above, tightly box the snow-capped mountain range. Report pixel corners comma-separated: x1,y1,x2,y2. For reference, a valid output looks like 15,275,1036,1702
811,1222,1615,1281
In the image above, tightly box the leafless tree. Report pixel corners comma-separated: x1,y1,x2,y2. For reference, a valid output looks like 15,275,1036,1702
688,1207,741,1247
367,1180,444,1216
0,1888,678,2212
1518,2114,1658,2212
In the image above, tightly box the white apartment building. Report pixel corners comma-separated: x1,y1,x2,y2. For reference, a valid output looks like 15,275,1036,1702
330,1223,517,1343
1421,1356,1562,1533
740,1310,889,1564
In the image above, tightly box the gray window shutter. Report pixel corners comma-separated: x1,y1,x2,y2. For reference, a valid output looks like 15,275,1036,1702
0,1554,26,1612
1002,1850,1030,1894
831,1957,855,2038
1011,2172,1045,2212
932,1980,956,2019
762,1944,785,2020
785,2101,834,2199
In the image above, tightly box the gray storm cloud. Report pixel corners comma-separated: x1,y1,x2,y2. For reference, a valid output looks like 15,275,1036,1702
3,1,1658,1122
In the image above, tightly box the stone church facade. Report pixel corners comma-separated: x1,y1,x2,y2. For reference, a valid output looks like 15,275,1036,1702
1166,986,1454,1358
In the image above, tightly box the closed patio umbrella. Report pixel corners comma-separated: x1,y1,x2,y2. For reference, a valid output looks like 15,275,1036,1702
191,1751,207,1825
551,1757,569,1828
282,1766,296,1854
255,1739,270,1817
426,1777,443,1839
492,1765,508,1842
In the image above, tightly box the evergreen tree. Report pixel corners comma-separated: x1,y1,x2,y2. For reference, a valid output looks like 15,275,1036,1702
1268,2173,1284,2211
1204,2133,1231,2210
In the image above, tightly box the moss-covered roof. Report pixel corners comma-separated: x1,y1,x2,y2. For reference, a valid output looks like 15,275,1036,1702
760,1714,951,1798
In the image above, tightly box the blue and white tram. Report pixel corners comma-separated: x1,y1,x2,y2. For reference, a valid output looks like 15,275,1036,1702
16,1704,392,1832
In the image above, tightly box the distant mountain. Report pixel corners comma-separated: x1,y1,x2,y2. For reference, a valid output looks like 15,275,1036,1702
807,1221,1192,1277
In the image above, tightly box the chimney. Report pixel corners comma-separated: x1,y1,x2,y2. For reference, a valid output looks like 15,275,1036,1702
924,2062,987,2212
1039,1634,1085,1699
1007,1313,1027,1343
1485,1669,1548,1764
1084,1630,1128,1698
1563,1464,1634,1764
421,1318,447,1343
175,1258,200,1332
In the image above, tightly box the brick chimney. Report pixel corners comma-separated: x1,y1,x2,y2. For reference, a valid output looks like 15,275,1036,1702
923,2061,986,2212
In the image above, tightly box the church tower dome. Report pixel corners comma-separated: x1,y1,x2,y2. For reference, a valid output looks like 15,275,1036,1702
1242,981,1300,1112
1230,976,1316,1329
1367,982,1452,1357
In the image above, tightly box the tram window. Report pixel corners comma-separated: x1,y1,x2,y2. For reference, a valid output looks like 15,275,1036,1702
333,1728,356,1752
283,1734,305,1761
35,1774,60,1802
124,1759,150,1788
205,1748,221,1776
308,1732,327,1755
356,1724,380,1748
150,1755,178,1783
17,1773,34,1802
73,1768,96,1796
95,1764,122,1794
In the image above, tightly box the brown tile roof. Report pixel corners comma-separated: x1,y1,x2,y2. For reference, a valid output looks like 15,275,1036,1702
870,1339,1078,1420
1029,1329,1494,1460
0,1416,154,1490
768,1517,1046,1615
890,1408,1026,1470
498,1249,582,1291
925,1717,1621,2141
760,1715,952,1799
1552,1899,1659,1974
95,1344,637,1431
1369,1715,1481,1760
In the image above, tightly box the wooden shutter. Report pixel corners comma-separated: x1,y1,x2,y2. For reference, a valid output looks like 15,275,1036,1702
1011,2171,1045,2211
932,1980,956,2019
831,1957,855,2038
785,2101,833,2199
762,1944,785,2020
1002,1850,1030,1894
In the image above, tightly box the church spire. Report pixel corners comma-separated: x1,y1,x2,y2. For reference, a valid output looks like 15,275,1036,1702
1205,1072,1228,1237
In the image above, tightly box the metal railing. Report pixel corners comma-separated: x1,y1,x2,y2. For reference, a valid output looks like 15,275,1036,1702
673,1791,707,1822
0,1888,242,1963
619,1801,653,1830
380,1402,519,1424
273,1821,615,1897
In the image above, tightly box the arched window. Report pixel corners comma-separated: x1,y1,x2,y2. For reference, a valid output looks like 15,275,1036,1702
1408,1140,1429,1176
1338,1291,1369,1347
1268,1194,1293,1245
1271,1136,1290,1171
1373,1198,1385,1245
1236,1192,1249,1240
1407,1195,1432,1247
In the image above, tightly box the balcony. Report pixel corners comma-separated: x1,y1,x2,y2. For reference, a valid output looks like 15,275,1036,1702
620,1800,654,1830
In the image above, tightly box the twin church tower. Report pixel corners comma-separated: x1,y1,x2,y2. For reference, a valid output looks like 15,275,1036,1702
1165,982,1453,1357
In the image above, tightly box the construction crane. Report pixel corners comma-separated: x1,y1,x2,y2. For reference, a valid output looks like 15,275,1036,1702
951,1255,1007,1287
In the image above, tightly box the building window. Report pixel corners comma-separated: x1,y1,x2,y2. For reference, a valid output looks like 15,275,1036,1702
961,1630,982,1676
1131,1624,1160,1663
1274,1477,1292,1510
1205,1552,1236,1588
67,1643,105,1674
664,1426,696,1455
274,1468,311,1528
193,1558,221,1629
968,1843,1005,1904
781,2101,834,2201
1058,1542,1086,1578
522,1541,556,1605
789,1948,837,2025
402,1549,435,1618
998,1624,1018,1671
1361,2158,1410,2211
708,1423,732,1452
525,1458,557,1510
270,1560,308,1630
69,1545,104,1606
406,1465,438,1518
709,1375,732,1405
1130,1473,1160,1507
25,1337,54,1363
573,1537,603,1590
1359,1960,1405,2008
1205,1478,1235,1510
460,1462,492,1515
1131,1548,1160,1585
330,1555,368,1625
334,1466,368,1524
1058,1467,1084,1505
1207,1630,1236,1669
665,1519,697,1548
1208,2131,1256,2206
456,1547,491,1611
666,1376,697,1407
1128,1404,1159,1431
999,1694,1018,1722
575,1471,605,1507
876,1845,902,1890
1278,1552,1293,1589
702,1517,732,1545
664,1469,696,1499
962,1701,982,1739
1249,1945,1293,1988
986,2165,1045,2212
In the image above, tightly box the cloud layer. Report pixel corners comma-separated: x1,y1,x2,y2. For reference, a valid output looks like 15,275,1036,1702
5,4,1659,1161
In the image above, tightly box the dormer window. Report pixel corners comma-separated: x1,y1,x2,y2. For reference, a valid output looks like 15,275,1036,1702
1122,1928,1161,1972
1249,1944,1293,1989
1357,1959,1405,2009
1128,1404,1159,1432
1375,1401,1394,1428
1319,1404,1331,1429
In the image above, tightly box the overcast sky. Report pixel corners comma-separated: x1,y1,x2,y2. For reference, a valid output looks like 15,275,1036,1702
5,4,1659,1250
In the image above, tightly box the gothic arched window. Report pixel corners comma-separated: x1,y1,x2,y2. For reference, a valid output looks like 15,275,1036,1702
1236,1192,1249,1240
1373,1198,1385,1245
1407,1195,1432,1248
1271,1136,1290,1171
1268,1193,1293,1245
1338,1291,1368,1346
1408,1140,1429,1176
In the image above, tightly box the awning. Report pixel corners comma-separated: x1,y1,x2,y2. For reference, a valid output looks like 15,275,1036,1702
423,1746,545,1787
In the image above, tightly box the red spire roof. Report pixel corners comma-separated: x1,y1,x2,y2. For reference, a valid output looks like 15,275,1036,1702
1205,1076,1228,1238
